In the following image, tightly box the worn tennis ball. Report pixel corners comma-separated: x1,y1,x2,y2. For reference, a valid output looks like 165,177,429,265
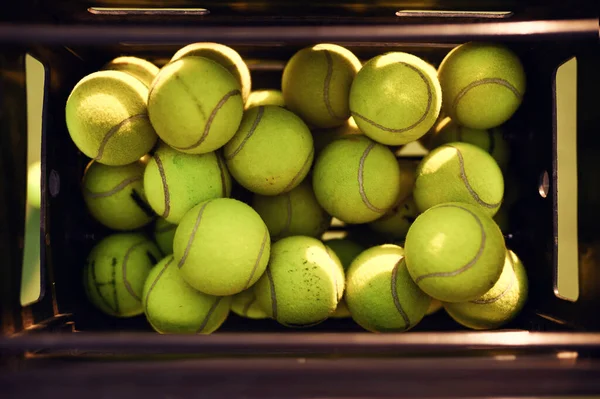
405,202,506,302
223,105,314,196
313,135,401,224
143,143,232,224
154,218,177,255
346,245,431,332
426,299,443,315
143,255,232,334
444,250,528,329
369,196,420,241
252,180,331,241
174,198,270,296
349,52,442,145
282,44,362,129
438,42,526,129
27,161,41,209
82,160,155,231
66,70,158,166
148,56,244,154
171,42,251,103
231,288,269,319
254,236,344,327
246,89,285,109
313,116,362,156
104,56,160,88
83,233,162,317
413,142,504,216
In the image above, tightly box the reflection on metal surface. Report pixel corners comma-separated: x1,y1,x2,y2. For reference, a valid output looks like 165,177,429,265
494,354,517,361
396,10,513,18
88,7,210,15
556,351,578,360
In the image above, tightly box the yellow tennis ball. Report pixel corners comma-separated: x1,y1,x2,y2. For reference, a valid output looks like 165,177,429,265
231,288,269,319
143,255,232,334
154,218,177,255
346,245,431,332
223,105,314,195
66,70,158,166
405,202,506,302
444,250,528,329
82,160,155,230
413,142,504,216
143,143,232,224
253,236,344,327
349,52,442,145
369,196,419,241
246,89,285,109
312,116,362,156
438,42,526,129
103,56,160,88
83,233,162,317
426,299,443,315
312,135,401,224
282,43,362,129
27,161,41,209
171,42,252,103
251,180,331,241
174,198,270,296
148,56,244,154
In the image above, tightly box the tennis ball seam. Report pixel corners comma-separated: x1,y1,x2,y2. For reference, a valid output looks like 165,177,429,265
154,154,171,219
121,239,150,301
390,258,412,329
89,258,119,314
470,251,516,304
177,200,212,269
242,228,269,290
273,193,293,240
452,78,522,114
322,51,347,121
196,297,224,333
215,153,229,197
266,266,278,320
358,142,386,213
414,204,485,284
95,113,149,163
84,176,142,198
282,147,314,192
144,255,174,318
224,106,264,160
241,295,258,317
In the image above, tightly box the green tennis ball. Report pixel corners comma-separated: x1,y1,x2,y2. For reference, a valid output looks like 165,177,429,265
148,56,244,154
104,56,160,88
154,218,177,255
143,255,232,334
231,288,269,319
438,42,526,129
312,135,401,224
413,142,504,216
143,143,232,224
369,196,419,241
223,105,314,196
405,202,506,302
282,44,362,129
252,180,331,241
349,52,442,145
346,245,431,332
83,233,162,317
426,299,443,315
312,116,362,156
66,71,158,166
444,250,528,329
171,42,251,103
324,238,365,318
174,198,270,296
27,161,41,209
253,236,344,327
246,89,285,109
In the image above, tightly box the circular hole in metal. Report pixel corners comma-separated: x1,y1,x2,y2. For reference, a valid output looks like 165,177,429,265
538,170,550,198
49,169,60,197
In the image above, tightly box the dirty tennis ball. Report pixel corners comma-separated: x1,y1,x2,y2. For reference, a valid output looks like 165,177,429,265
404,202,506,302
426,299,443,315
246,89,285,109
83,232,162,317
143,255,232,334
174,198,270,296
66,70,158,166
231,288,269,319
413,142,504,216
144,143,232,224
313,135,401,224
224,105,314,196
444,250,528,329
349,52,442,145
253,236,345,327
282,44,362,129
82,159,154,231
148,56,244,154
27,161,41,209
154,218,177,255
251,180,331,241
171,42,252,103
103,56,160,88
369,196,420,241
438,42,526,130
346,245,431,332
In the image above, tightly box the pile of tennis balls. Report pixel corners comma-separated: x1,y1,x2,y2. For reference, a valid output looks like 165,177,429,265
68,41,528,334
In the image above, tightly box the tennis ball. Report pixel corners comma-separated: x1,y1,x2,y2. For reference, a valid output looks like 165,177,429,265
83,233,162,317
369,196,419,241
143,255,232,334
324,238,365,318
231,288,269,319
148,56,244,154
27,161,41,209
405,202,506,302
396,159,419,203
104,56,160,88
246,89,285,109
313,116,362,156
174,198,270,296
223,105,314,196
282,44,362,129
312,135,401,224
253,236,344,327
429,117,509,169
349,52,442,145
438,42,526,129
413,142,504,216
143,143,232,224
66,70,158,166
171,42,251,103
444,250,528,329
426,299,443,315
154,218,177,255
82,160,154,231
346,245,431,332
